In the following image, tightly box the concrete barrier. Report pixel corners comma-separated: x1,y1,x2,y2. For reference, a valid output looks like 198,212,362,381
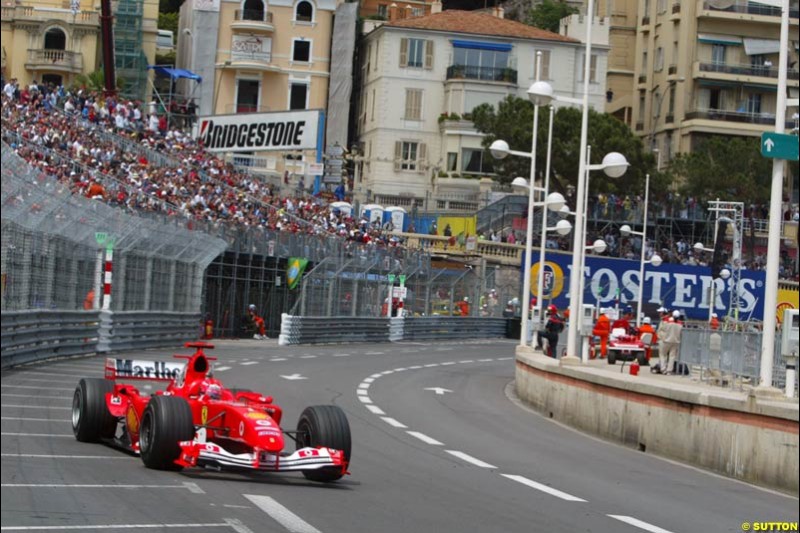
515,347,799,494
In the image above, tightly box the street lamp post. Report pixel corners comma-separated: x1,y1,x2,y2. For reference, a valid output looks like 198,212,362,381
694,242,732,322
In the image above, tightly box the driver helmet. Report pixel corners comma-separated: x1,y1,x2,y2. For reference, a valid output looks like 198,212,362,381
204,382,222,400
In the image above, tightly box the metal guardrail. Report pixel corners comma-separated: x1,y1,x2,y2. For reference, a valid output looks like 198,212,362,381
1,310,100,369
278,314,508,345
100,311,202,352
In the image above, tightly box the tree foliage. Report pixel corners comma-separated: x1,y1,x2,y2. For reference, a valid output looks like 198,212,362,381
159,0,184,14
670,136,772,203
71,69,125,92
158,12,179,38
471,95,663,199
525,0,578,32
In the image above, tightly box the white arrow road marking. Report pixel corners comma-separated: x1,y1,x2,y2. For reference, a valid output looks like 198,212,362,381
607,515,675,533
764,138,775,151
280,374,307,380
244,494,322,533
501,474,587,502
424,387,453,395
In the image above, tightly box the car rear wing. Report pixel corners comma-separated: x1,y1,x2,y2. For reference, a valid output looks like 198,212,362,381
105,358,185,381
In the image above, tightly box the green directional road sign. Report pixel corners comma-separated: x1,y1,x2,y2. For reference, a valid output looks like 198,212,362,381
761,132,799,161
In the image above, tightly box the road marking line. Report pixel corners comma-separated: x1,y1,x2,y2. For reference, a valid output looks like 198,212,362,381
607,515,675,533
1,454,128,459
501,474,587,502
408,365,424,370
365,351,384,355
0,378,70,383
243,494,322,533
1,394,70,399
300,355,317,359
478,358,494,362
0,405,71,410
406,431,443,446
393,367,407,372
363,378,375,384
225,517,256,533
445,450,497,468
498,357,514,361
440,362,456,366
333,353,351,357
458,360,474,364
270,358,288,362
1,417,69,422
424,364,439,368
381,417,407,428
0,522,240,531
240,361,259,366
1,433,73,438
357,383,370,390
365,405,385,415
215,366,232,372
1,483,205,493
184,482,205,494
1,385,74,391
381,370,395,375
358,396,373,404
369,373,383,379
356,389,369,396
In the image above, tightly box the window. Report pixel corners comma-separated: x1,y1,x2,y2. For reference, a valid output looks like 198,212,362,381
412,7,424,16
461,148,494,174
44,28,67,50
643,0,650,15
289,83,308,110
536,50,551,80
241,0,265,21
236,79,260,113
580,53,598,82
657,0,666,14
377,3,387,18
642,49,648,70
404,89,422,120
639,92,646,114
747,93,762,114
654,47,664,71
400,38,433,69
453,47,509,70
295,0,313,22
370,89,376,121
394,141,426,171
668,84,675,115
293,40,310,62
711,44,725,65
447,152,458,172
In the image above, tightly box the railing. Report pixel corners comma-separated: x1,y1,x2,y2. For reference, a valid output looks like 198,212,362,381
1,310,100,369
698,61,799,80
671,2,680,13
234,9,274,23
635,121,644,131
685,108,794,127
701,0,799,18
668,64,677,75
98,311,202,352
3,4,99,24
446,65,518,84
641,16,650,25
638,75,647,84
392,232,524,265
26,49,83,71
278,314,509,345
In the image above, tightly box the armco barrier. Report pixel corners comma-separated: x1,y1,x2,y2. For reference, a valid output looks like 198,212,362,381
278,314,508,345
99,311,202,352
1,310,100,369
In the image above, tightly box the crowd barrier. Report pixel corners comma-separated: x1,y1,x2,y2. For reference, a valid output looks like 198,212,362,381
1,310,201,370
278,314,508,345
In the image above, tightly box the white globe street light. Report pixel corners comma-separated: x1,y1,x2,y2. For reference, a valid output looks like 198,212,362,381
490,139,510,160
590,239,607,255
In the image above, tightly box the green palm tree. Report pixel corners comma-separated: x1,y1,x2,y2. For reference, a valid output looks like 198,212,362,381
72,69,126,92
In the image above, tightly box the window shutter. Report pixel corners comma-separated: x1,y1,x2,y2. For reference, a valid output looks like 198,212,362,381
394,141,402,171
417,143,427,173
404,90,412,119
424,40,434,69
400,38,408,67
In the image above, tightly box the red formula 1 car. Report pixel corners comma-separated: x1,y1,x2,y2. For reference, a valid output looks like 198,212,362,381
71,342,351,482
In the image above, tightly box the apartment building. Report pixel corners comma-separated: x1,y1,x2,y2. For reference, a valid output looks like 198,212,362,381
359,0,432,20
594,0,639,125
631,0,799,167
355,6,608,206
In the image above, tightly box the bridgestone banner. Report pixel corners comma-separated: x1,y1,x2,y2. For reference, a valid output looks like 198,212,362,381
197,110,324,153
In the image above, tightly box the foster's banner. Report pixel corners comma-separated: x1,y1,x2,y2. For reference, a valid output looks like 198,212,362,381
526,252,766,321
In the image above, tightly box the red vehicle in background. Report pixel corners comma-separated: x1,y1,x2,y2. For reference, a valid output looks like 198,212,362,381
71,342,351,482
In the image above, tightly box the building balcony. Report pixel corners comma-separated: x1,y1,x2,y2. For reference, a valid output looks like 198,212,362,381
635,121,644,131
694,61,800,85
668,64,677,75
698,0,799,23
685,108,794,129
25,49,83,73
671,2,681,13
445,65,517,85
2,4,99,26
641,15,650,25
231,10,274,33
638,74,647,84
219,50,277,72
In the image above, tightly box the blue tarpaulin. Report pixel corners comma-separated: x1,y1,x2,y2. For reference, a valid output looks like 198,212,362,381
147,66,202,82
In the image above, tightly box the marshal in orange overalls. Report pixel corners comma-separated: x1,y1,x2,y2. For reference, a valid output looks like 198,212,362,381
592,312,611,358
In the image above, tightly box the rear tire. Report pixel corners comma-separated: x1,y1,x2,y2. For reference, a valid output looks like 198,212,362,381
607,351,617,365
140,396,194,470
637,352,648,366
296,405,351,482
72,378,116,442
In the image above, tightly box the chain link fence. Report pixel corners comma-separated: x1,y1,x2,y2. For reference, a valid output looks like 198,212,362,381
1,142,226,313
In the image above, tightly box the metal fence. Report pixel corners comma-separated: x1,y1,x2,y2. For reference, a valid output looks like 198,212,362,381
1,143,226,313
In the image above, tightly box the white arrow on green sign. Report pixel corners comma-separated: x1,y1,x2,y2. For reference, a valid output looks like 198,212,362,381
761,132,799,161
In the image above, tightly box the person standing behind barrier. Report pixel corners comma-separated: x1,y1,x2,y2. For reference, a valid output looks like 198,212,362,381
247,304,267,340
83,288,95,311
709,312,720,330
659,310,683,374
592,308,611,358
543,304,564,358
638,316,657,362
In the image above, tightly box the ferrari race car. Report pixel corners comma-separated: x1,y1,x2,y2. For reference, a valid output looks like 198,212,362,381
71,342,351,482
605,328,647,366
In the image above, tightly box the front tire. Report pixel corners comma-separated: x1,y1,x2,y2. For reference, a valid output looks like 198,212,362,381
296,405,351,482
607,351,617,365
139,395,194,470
73,378,116,442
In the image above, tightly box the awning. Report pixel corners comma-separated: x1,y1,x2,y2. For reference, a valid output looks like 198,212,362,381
698,33,742,45
743,38,781,55
147,66,202,82
451,40,512,52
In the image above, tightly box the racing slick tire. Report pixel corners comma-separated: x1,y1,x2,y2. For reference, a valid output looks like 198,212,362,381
73,378,116,442
296,405,351,482
140,395,195,471
607,351,617,365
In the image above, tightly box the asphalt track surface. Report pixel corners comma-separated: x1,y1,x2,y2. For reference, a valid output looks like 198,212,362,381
1,339,797,533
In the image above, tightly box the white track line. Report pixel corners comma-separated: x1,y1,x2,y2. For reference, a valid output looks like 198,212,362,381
0,522,241,531
0,394,70,399
2,482,204,494
358,396,373,404
0,405,71,410
270,358,288,362
243,494,322,533
240,361,259,366
406,431,443,446
215,366,232,372
1,433,73,438
445,450,497,468
1,453,128,459
365,405,385,415
501,474,587,502
1,386,74,391
1,417,69,422
380,417,407,428
607,515,675,533
356,389,369,396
